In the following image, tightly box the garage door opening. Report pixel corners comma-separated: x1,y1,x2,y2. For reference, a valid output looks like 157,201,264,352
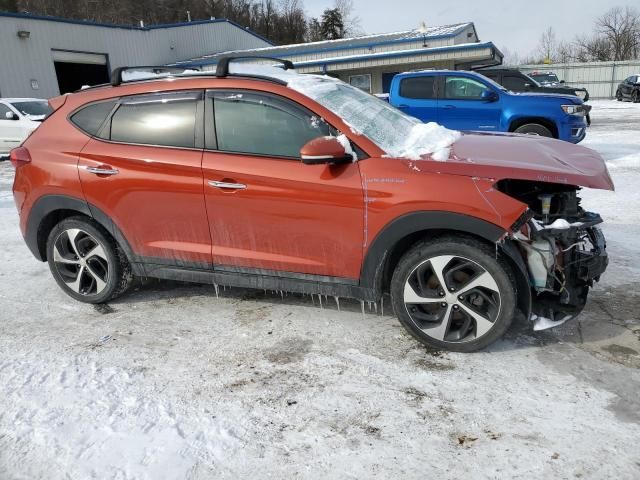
52,50,109,94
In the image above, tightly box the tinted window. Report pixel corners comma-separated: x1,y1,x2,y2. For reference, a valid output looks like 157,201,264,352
444,76,489,99
0,103,13,119
399,77,436,99
212,91,331,158
110,92,198,148
503,75,529,91
71,100,117,136
11,101,52,117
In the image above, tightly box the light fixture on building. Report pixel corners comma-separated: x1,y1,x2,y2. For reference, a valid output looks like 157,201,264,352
17,30,30,39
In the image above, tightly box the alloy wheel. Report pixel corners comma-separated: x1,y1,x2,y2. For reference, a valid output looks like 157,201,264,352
52,228,109,296
403,255,502,343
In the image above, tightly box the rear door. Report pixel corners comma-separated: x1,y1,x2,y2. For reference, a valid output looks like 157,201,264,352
201,89,364,279
392,75,438,122
77,90,212,268
438,75,501,131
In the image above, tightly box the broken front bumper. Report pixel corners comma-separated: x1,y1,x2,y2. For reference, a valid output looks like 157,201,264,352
529,216,608,330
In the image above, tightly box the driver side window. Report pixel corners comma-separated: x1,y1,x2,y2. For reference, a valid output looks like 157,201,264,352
444,76,489,100
209,91,333,158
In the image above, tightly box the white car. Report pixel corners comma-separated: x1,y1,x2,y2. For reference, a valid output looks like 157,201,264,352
0,98,52,157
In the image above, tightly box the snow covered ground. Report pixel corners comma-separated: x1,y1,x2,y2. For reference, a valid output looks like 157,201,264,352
1,101,639,479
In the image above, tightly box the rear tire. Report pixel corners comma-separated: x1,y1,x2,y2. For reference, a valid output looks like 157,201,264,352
390,236,517,352
513,123,553,138
46,216,133,304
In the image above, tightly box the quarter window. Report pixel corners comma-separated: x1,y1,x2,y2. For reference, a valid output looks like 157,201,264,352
399,77,436,99
211,91,332,158
444,76,490,100
70,100,117,137
109,92,199,148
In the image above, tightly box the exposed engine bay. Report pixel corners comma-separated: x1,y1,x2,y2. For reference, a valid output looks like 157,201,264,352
497,180,608,330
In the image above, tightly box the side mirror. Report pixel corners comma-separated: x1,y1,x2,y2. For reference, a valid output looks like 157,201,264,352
4,111,19,120
524,83,532,88
481,90,499,102
300,136,353,165
560,80,565,84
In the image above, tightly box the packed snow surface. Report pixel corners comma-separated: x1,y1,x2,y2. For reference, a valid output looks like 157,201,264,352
0,101,639,479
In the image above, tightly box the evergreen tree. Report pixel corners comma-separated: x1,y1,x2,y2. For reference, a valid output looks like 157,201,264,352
320,8,345,40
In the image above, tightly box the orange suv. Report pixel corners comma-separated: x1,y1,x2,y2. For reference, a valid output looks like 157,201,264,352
11,58,614,352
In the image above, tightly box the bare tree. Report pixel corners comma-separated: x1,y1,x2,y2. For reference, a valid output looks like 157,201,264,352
596,6,640,61
500,46,521,66
537,26,557,63
334,0,362,36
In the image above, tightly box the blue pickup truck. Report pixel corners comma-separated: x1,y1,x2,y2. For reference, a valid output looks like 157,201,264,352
388,70,589,143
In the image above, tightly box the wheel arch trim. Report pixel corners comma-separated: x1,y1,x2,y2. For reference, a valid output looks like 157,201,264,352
25,194,136,264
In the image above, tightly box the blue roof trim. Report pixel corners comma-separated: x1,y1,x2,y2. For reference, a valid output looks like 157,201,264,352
183,42,497,68
175,23,472,65
0,11,274,45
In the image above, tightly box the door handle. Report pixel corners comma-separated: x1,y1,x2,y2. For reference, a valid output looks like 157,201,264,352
208,180,247,190
84,166,119,175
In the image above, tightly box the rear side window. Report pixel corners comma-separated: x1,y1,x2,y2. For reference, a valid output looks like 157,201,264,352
503,75,528,91
211,91,331,158
399,77,436,99
70,100,117,136
109,91,199,148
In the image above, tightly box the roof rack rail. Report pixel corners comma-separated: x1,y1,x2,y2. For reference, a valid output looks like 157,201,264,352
215,56,294,78
111,65,202,86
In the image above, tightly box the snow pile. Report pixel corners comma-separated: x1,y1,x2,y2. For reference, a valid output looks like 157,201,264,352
336,134,357,161
121,69,200,82
397,122,461,161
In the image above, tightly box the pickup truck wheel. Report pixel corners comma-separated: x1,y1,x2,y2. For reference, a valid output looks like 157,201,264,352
390,237,516,353
513,123,553,137
46,216,133,304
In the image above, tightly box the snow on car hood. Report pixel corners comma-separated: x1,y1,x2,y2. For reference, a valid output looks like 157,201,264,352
409,132,615,191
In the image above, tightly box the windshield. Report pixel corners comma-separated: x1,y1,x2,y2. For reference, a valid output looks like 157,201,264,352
530,73,560,84
10,100,52,117
288,76,421,155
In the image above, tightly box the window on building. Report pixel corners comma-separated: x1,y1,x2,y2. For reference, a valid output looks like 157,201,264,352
71,100,117,137
109,92,199,148
444,76,490,99
211,91,332,158
349,74,372,93
502,75,529,91
399,77,436,99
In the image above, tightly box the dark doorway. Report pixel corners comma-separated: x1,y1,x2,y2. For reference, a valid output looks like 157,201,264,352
382,72,400,94
54,62,110,94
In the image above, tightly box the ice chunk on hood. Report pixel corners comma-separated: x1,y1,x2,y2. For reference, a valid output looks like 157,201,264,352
397,122,462,161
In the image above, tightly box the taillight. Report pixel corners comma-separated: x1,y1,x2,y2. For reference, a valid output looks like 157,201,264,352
9,147,31,168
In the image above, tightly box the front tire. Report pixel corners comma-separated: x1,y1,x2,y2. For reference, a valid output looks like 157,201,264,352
633,90,640,103
46,216,133,304
513,123,553,138
390,236,517,352
616,89,623,101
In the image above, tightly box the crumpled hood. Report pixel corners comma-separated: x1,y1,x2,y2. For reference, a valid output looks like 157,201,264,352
412,132,614,191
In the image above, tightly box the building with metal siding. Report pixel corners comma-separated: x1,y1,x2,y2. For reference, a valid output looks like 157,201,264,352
0,12,272,98
174,22,503,94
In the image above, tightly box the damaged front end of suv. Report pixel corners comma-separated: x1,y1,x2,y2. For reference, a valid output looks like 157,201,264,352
497,180,609,330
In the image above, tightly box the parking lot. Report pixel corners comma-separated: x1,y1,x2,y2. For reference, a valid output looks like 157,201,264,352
0,100,639,479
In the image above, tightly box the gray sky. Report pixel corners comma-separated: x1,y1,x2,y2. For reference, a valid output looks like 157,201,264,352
305,0,637,57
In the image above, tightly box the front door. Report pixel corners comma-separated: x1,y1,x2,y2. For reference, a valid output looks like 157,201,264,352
77,90,212,267
202,89,364,280
439,75,501,132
